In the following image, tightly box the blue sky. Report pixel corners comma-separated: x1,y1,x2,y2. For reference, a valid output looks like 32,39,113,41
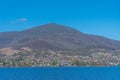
0,0,120,40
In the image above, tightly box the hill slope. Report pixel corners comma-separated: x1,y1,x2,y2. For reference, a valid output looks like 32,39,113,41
0,23,120,51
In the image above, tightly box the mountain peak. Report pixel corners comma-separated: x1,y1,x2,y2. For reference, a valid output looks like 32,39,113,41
40,23,67,28
0,23,120,51
23,23,80,34
44,23,59,26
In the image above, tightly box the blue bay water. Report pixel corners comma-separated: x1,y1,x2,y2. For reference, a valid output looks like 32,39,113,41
0,67,120,80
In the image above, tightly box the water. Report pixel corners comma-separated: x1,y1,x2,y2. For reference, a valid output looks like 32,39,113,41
0,67,120,80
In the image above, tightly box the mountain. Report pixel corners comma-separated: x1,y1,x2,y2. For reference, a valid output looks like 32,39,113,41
0,23,120,51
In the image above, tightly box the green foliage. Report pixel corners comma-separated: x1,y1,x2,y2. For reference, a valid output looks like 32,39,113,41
52,60,58,66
